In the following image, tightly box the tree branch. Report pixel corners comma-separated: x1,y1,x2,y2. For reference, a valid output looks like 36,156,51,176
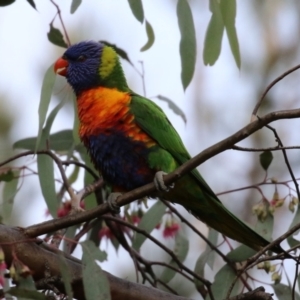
0,224,189,300
24,108,300,237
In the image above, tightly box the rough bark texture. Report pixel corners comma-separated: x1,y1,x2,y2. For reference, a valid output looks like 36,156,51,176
0,225,275,300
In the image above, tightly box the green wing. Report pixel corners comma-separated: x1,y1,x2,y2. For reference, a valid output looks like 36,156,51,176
129,93,218,200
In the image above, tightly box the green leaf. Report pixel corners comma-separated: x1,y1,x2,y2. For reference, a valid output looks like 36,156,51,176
160,232,189,283
255,208,274,241
2,171,19,223
7,288,46,299
63,225,78,253
220,0,240,68
81,240,107,262
208,264,240,300
43,100,66,138
127,0,144,23
273,284,300,300
287,205,300,248
14,130,75,152
100,41,133,66
156,95,186,123
26,0,36,10
194,250,211,291
82,241,110,300
37,154,58,217
70,0,81,13
0,169,14,182
47,23,68,48
226,245,256,262
194,228,218,291
58,254,73,299
203,0,224,66
82,152,98,209
35,64,56,151
259,151,273,171
132,201,166,250
177,0,196,90
140,20,155,52
0,0,15,7
206,228,219,268
35,100,66,157
82,260,110,300
72,93,80,145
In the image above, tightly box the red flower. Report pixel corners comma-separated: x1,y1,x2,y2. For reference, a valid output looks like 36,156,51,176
56,200,85,217
99,226,114,240
132,215,141,225
0,262,6,287
163,222,180,238
57,202,72,217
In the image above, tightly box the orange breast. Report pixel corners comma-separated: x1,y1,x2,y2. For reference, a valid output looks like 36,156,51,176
77,87,155,147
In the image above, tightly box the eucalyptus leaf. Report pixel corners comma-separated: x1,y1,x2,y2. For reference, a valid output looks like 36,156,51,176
132,201,166,250
26,0,36,9
2,171,19,223
259,151,273,171
177,0,196,90
220,0,240,68
156,95,186,123
287,205,300,248
82,241,110,300
70,0,81,13
140,20,155,52
208,264,240,299
47,23,68,48
14,130,74,152
273,283,300,300
203,0,224,66
58,254,73,299
160,232,189,283
35,64,56,151
127,0,144,23
37,154,57,217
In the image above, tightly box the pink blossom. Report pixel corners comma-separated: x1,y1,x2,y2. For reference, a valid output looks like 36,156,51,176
163,222,180,238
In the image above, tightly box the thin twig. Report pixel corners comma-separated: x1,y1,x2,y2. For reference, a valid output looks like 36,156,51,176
292,254,300,300
251,64,300,117
233,145,300,152
50,0,71,46
101,214,210,286
265,124,300,200
62,160,99,180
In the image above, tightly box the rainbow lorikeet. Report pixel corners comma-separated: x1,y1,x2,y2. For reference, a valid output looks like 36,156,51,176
54,41,283,253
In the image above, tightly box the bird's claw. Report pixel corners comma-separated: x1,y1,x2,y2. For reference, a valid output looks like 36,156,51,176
107,192,122,214
154,171,174,192
70,190,85,214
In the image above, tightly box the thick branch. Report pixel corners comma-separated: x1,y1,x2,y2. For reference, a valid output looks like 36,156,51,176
0,224,188,300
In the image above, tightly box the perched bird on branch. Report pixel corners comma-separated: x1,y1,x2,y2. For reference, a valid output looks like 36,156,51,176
54,41,284,253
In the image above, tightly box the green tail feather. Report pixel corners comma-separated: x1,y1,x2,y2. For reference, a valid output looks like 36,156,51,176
165,173,283,254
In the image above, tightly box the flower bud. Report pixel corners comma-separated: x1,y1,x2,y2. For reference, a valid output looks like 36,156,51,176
271,272,281,284
289,201,295,213
292,197,299,205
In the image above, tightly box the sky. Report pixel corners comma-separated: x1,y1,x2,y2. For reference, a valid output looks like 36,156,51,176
0,1,300,298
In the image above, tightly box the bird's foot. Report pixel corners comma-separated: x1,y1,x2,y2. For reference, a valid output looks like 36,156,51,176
107,192,122,214
70,190,85,214
154,171,174,192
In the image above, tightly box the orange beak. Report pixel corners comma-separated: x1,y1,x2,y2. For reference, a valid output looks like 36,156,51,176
54,58,68,76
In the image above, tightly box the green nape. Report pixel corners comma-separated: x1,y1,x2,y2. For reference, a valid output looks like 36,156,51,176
98,45,130,92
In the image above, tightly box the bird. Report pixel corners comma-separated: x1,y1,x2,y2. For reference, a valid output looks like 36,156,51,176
54,41,283,253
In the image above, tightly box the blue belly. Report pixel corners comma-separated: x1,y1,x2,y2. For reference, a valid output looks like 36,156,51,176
85,132,154,190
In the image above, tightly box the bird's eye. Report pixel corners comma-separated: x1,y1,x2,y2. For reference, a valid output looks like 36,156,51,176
77,55,86,62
